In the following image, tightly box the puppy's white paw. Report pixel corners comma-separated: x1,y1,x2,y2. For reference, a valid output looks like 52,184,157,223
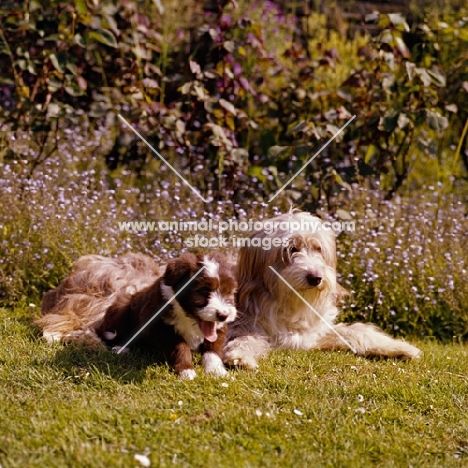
179,369,197,380
203,352,228,377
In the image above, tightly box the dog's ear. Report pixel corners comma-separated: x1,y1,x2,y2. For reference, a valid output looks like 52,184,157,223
163,253,200,288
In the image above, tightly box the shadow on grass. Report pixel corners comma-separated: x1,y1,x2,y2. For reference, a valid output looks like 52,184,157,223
48,344,170,384
11,306,173,384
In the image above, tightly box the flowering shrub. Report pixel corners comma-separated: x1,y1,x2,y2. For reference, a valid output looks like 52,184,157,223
1,1,467,205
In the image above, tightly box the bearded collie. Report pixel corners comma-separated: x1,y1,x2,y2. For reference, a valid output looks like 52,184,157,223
224,211,421,369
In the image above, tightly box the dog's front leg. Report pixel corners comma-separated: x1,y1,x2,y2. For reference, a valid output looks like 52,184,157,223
223,333,271,370
169,340,196,380
201,327,228,377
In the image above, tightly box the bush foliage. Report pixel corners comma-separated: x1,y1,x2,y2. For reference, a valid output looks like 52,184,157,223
1,0,467,203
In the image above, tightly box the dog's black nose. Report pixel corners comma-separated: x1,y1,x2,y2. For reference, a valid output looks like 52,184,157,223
306,274,322,287
216,311,229,322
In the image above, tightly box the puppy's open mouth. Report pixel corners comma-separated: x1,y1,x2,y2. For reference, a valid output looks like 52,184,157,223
198,319,218,342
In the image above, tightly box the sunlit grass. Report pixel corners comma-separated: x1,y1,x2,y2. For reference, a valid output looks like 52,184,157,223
1,306,467,467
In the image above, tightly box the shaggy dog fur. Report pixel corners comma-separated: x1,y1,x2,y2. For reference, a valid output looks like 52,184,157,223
38,253,160,348
224,211,421,369
38,252,237,379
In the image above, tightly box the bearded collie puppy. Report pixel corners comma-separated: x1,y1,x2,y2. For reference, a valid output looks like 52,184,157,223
224,211,421,369
38,252,237,379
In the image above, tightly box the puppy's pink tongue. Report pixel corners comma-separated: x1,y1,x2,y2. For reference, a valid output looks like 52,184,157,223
200,321,217,342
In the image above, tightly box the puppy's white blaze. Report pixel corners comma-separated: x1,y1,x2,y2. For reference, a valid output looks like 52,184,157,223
103,330,117,340
199,291,237,323
161,284,205,350
202,352,228,376
180,369,197,380
203,256,219,279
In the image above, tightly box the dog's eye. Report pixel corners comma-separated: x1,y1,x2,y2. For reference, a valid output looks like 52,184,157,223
315,245,322,252
198,287,212,296
290,246,299,254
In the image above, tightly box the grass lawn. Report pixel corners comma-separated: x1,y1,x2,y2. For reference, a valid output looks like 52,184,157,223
0,307,467,468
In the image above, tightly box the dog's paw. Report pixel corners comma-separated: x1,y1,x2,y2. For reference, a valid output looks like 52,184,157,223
223,350,259,370
202,352,228,377
179,369,197,380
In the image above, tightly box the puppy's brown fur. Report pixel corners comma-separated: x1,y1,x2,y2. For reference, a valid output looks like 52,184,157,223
96,252,237,379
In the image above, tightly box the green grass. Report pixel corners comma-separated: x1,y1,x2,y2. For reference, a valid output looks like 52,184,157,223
1,308,467,467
